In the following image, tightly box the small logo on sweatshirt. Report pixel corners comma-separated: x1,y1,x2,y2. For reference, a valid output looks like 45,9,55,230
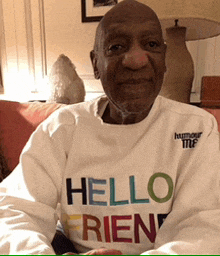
174,132,203,149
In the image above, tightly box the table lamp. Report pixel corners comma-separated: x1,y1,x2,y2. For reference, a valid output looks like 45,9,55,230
137,0,220,103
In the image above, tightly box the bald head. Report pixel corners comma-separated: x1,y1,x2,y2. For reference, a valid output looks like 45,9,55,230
103,0,160,27
93,0,162,52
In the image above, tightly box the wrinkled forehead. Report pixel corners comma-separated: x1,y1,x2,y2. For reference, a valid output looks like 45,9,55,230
102,20,163,39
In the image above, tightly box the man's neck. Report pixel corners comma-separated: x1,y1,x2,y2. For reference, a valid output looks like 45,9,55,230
102,102,152,125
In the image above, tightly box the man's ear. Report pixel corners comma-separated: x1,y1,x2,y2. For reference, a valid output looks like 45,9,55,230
90,50,100,79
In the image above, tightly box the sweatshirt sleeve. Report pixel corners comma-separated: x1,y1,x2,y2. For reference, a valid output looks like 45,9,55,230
0,109,74,255
142,115,220,255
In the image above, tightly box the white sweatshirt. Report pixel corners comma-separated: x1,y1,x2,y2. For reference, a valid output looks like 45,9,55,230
1,95,220,255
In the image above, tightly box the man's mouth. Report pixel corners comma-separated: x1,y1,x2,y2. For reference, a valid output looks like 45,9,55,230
118,78,153,85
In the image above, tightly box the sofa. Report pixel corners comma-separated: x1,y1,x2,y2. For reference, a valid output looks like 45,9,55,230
0,100,65,176
0,98,220,254
0,100,79,254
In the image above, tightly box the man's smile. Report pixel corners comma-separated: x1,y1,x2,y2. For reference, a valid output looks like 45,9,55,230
117,78,153,85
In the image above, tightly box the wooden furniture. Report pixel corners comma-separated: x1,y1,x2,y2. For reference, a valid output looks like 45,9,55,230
201,76,220,108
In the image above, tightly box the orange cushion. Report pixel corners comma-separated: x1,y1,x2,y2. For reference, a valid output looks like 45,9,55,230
0,100,64,172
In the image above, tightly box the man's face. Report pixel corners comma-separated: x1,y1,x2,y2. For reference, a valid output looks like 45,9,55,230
91,1,166,114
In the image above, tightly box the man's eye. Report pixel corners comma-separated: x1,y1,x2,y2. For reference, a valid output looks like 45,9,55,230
149,41,158,48
144,41,161,51
107,44,124,54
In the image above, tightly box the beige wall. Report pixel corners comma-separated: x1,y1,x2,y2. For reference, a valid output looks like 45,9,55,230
44,0,95,75
0,0,104,101
1,0,220,102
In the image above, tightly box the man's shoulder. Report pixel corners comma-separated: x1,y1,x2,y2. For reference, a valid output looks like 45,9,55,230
41,96,102,130
54,96,101,118
158,96,213,120
157,96,219,132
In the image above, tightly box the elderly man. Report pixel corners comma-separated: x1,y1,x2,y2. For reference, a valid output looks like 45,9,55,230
1,0,220,255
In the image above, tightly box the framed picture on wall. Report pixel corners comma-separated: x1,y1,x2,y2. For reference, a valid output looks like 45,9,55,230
82,0,122,22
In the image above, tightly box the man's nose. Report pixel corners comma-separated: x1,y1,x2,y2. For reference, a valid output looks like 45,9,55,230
122,46,150,70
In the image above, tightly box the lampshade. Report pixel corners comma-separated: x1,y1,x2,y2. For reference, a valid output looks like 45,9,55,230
137,0,220,40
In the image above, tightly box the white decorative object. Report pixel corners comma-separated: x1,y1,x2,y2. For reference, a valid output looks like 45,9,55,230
47,54,85,104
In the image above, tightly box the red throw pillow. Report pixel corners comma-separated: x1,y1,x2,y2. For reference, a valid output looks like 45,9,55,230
0,100,64,172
